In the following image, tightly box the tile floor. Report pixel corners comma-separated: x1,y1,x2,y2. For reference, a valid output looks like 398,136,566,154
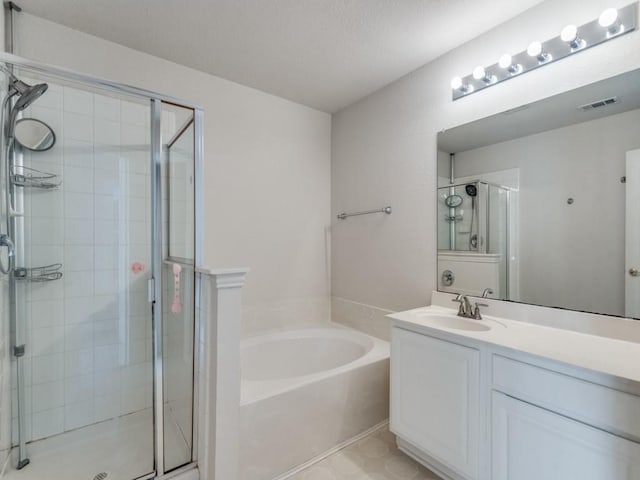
288,426,439,480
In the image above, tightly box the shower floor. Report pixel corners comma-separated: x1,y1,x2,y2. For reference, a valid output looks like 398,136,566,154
3,409,190,480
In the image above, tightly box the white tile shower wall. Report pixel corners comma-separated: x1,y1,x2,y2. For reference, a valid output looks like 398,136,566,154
10,82,154,443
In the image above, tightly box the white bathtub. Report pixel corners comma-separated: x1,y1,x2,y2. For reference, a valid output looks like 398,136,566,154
239,326,390,480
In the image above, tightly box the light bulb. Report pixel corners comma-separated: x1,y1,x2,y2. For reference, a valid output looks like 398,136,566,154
472,65,495,85
527,41,542,57
561,24,585,49
498,54,512,69
599,7,623,35
450,76,473,95
560,24,578,42
599,8,618,27
499,53,522,75
472,66,486,80
527,41,550,63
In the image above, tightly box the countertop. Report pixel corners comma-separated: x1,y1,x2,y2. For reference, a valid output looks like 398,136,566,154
389,305,640,385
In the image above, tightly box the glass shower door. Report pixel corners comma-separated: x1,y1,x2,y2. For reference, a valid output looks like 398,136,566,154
3,65,156,480
160,102,196,472
0,56,201,480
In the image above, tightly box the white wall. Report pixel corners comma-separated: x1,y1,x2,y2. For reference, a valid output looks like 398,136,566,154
14,13,332,330
450,108,640,317
331,0,640,323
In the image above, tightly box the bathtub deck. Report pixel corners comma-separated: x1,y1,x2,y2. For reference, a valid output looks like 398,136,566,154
286,426,439,480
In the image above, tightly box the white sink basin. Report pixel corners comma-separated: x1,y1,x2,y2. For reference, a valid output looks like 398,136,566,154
420,314,492,332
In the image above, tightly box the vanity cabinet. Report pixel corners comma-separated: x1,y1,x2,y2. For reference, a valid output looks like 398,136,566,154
390,320,640,480
492,392,640,480
390,327,480,480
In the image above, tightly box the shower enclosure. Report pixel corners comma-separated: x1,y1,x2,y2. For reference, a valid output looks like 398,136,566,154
0,54,202,480
438,181,510,254
437,180,511,298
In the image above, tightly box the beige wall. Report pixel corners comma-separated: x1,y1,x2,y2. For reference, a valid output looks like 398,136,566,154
14,13,332,317
331,0,640,315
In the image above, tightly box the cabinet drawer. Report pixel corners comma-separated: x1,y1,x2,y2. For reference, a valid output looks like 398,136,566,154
492,355,640,440
492,392,640,480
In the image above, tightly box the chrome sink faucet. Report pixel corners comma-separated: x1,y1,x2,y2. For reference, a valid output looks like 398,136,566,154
481,288,493,298
452,294,472,317
452,294,488,320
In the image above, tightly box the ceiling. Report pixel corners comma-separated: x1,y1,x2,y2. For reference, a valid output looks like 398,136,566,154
17,0,545,113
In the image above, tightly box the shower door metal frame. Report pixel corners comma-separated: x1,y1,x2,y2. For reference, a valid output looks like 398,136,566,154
150,98,166,476
0,52,204,480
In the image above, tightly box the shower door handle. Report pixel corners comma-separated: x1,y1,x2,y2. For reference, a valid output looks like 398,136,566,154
0,233,15,274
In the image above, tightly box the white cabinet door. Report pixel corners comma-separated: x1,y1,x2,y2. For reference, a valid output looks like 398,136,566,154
492,392,640,480
391,327,480,479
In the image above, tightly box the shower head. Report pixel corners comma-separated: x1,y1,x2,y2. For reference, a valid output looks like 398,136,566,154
465,184,478,197
0,64,48,111
11,79,48,111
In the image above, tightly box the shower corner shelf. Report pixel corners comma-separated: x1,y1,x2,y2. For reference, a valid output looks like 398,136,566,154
11,166,62,189
14,263,63,282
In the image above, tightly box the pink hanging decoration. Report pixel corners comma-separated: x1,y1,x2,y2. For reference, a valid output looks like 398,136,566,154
171,263,183,314
131,262,145,274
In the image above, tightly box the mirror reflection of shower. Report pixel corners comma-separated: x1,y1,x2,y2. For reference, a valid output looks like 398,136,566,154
439,180,510,253
465,183,478,250
437,151,515,300
439,153,511,255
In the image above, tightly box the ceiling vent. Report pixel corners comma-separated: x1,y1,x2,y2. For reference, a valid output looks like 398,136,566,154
578,96,619,111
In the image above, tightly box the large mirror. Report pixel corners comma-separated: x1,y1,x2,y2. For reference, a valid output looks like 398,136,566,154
437,68,640,319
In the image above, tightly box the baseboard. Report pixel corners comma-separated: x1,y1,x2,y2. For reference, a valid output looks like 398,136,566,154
273,420,389,480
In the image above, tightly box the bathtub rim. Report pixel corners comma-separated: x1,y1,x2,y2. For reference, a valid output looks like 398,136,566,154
240,324,389,405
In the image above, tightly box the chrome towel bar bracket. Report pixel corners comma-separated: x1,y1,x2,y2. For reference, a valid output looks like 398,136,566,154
337,206,392,220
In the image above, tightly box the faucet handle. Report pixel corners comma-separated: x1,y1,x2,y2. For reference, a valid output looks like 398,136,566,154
473,302,488,319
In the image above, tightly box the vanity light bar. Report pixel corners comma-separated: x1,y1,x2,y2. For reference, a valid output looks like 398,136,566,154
451,3,637,100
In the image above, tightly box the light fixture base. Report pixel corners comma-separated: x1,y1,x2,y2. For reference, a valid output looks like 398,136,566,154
452,2,637,100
